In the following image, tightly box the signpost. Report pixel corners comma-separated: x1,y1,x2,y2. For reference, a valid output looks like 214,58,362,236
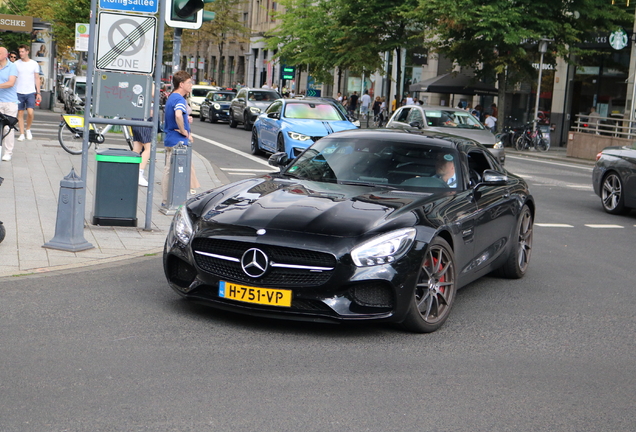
96,12,157,74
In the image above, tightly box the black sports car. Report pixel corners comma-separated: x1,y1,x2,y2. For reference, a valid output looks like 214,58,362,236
164,129,535,333
592,145,636,214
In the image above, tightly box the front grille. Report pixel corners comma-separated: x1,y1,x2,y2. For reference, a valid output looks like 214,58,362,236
192,238,336,287
167,256,197,289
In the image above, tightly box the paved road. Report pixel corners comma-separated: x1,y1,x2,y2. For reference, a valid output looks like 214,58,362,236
1,135,635,430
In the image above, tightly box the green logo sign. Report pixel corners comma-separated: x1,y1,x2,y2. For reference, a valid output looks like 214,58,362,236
77,24,88,34
280,66,296,80
609,28,629,50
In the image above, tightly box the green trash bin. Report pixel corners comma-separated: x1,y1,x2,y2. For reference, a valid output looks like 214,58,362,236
92,148,141,227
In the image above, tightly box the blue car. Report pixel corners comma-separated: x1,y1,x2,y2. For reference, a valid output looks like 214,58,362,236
250,98,359,159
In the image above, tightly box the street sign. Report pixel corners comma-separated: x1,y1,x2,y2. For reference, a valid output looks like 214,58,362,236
96,12,157,74
280,66,295,80
75,23,90,52
94,71,152,118
99,0,159,14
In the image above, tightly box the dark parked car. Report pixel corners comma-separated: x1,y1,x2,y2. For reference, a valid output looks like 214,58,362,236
229,87,281,131
163,129,534,333
200,90,236,123
592,145,636,214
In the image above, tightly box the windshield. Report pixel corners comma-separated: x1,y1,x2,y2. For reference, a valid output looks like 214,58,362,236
284,137,460,189
247,91,279,102
424,110,484,130
213,93,234,102
192,88,213,97
284,103,345,120
75,82,86,97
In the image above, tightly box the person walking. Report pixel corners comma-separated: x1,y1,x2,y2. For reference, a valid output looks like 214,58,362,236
348,91,358,117
359,90,372,120
14,44,41,142
162,70,193,206
0,47,19,162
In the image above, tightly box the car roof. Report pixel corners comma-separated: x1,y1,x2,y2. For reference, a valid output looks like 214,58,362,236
403,105,474,114
322,128,465,149
192,85,219,89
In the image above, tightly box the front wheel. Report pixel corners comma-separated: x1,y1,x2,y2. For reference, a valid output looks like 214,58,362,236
0,223,5,244
536,138,549,152
250,128,263,155
401,237,457,333
58,123,89,155
277,134,286,154
229,111,238,128
243,113,253,131
515,135,526,151
495,204,533,279
601,172,627,214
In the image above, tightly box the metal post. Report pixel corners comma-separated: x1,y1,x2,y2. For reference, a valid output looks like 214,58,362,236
533,40,548,132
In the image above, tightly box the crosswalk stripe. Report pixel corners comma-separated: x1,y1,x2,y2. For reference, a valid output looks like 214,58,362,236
535,223,574,227
584,224,624,228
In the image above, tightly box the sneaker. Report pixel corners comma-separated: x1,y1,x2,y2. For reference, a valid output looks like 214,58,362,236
17,134,25,141
2,153,12,161
138,173,148,187
26,130,33,140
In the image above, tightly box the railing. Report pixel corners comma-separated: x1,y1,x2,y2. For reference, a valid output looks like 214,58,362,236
572,113,636,139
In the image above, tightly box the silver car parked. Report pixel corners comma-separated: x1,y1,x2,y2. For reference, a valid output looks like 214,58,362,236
386,105,505,164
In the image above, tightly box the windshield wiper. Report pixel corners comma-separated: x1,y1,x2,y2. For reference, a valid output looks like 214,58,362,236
337,180,397,189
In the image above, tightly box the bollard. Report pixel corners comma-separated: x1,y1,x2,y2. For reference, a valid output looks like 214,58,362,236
43,168,94,252
159,142,191,215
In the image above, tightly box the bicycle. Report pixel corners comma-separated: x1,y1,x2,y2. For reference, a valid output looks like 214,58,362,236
58,114,134,155
514,122,549,152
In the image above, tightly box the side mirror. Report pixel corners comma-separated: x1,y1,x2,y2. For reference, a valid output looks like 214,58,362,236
480,169,508,186
237,98,245,102
409,121,422,129
268,151,289,168
267,112,280,119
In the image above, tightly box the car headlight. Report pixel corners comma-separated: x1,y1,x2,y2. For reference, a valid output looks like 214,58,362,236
353,119,361,128
351,228,416,267
173,205,194,245
493,140,504,149
192,101,201,107
213,103,221,110
287,131,312,141
249,107,261,114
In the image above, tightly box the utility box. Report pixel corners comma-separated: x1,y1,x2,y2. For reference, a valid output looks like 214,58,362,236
92,148,141,227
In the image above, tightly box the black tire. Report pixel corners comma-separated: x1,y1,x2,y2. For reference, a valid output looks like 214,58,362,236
243,112,252,131
536,138,549,152
229,111,238,128
515,135,525,151
0,223,5,244
58,123,86,155
495,204,533,279
601,172,627,214
199,110,206,122
277,134,286,154
250,128,263,155
401,237,457,333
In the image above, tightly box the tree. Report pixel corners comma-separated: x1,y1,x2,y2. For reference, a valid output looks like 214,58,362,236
182,0,250,85
408,0,633,128
266,0,421,99
27,0,90,58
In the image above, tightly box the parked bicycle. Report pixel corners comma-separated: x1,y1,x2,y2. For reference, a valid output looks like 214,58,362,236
58,114,134,155
515,122,549,152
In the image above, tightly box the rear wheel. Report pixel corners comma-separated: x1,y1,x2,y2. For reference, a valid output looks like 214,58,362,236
402,237,457,333
251,128,263,155
495,204,533,279
601,172,627,214
58,123,87,155
0,223,5,244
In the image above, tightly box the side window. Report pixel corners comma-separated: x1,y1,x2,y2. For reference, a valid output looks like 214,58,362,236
237,89,246,100
266,101,282,114
407,108,424,124
395,108,412,123
466,150,494,186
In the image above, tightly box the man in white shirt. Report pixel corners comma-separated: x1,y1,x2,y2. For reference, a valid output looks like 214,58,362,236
359,90,372,119
435,154,457,188
15,45,41,141
484,113,497,133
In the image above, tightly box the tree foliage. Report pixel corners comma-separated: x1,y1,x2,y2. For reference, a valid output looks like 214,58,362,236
265,0,421,83
27,0,91,56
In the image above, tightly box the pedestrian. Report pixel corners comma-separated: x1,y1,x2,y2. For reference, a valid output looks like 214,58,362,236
372,96,382,120
14,44,41,142
336,92,342,103
0,46,19,162
490,103,498,118
162,71,194,206
472,104,483,122
406,94,414,105
348,91,358,117
9,52,17,62
587,106,600,134
359,90,371,119
484,113,497,133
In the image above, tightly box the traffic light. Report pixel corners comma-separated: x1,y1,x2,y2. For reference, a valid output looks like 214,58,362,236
280,66,296,80
165,0,216,29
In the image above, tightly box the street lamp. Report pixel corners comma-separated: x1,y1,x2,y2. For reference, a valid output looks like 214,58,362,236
533,39,551,132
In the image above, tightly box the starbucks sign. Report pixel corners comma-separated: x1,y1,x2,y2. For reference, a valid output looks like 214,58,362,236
609,28,629,50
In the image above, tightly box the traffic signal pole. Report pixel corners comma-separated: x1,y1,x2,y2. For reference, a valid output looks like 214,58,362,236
172,27,183,74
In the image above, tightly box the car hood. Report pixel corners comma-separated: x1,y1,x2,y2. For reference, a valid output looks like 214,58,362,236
192,177,449,237
427,127,496,145
190,96,206,104
283,119,358,136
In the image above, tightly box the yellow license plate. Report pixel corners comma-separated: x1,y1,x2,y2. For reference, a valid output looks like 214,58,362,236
219,281,292,307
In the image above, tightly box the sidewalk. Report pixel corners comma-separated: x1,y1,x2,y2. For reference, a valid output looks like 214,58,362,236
0,136,224,278
505,145,596,166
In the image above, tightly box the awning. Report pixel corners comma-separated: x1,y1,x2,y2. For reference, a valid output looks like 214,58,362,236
409,73,499,96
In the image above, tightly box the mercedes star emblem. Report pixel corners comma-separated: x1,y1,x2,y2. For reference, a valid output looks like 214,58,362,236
241,248,269,278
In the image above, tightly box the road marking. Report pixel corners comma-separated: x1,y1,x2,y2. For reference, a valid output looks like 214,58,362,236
193,133,272,168
535,223,574,228
220,168,273,172
584,224,624,228
506,154,594,171
566,184,594,190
